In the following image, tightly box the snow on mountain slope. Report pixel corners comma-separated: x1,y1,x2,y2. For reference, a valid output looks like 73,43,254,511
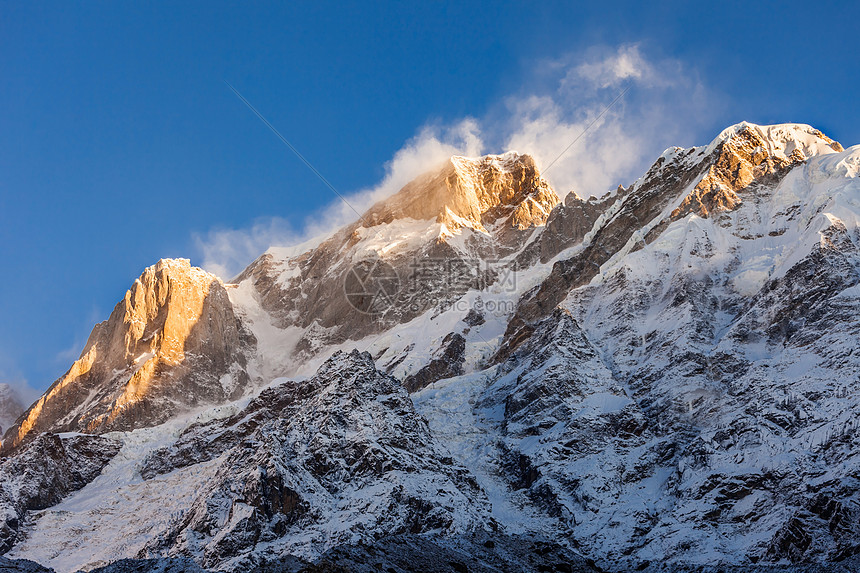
5,403,247,572
229,152,559,376
377,125,860,570
500,123,844,360
143,351,492,571
4,123,860,572
0,433,121,554
484,140,860,568
9,352,494,573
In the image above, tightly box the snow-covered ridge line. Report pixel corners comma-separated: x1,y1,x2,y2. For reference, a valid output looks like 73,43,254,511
4,122,860,572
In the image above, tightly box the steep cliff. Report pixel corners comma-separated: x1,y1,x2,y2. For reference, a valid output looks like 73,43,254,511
5,260,255,448
6,123,860,572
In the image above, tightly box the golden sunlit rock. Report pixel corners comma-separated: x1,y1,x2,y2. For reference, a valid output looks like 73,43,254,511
5,259,255,449
363,152,559,234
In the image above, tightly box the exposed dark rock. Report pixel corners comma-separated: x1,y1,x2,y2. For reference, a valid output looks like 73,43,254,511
235,153,558,362
86,558,209,573
0,433,121,553
245,534,599,573
403,333,466,392
140,351,492,571
4,123,860,573
462,308,485,327
0,555,54,572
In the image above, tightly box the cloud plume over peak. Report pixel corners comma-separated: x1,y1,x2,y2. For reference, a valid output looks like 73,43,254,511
503,43,714,198
570,44,650,89
196,44,718,279
195,119,484,280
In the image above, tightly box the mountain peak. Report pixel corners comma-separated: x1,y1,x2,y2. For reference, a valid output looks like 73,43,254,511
673,122,844,219
4,258,254,449
6,120,860,571
361,151,560,234
705,121,843,157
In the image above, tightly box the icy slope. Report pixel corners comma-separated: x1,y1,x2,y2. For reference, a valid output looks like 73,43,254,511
0,433,120,553
9,352,494,572
4,122,860,572
501,123,844,359
481,141,860,568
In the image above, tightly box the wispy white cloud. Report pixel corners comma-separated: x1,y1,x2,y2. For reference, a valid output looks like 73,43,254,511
195,44,718,278
569,44,651,89
314,118,484,233
194,217,300,281
504,44,714,198
195,119,483,279
53,305,107,364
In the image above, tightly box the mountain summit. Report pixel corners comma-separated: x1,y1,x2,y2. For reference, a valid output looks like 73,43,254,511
362,152,559,234
4,123,860,572
6,259,254,449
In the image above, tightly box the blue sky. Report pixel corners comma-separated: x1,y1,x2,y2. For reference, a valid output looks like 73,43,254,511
1,1,858,397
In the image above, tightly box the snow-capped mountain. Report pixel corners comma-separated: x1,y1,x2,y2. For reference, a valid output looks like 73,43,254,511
2,122,860,572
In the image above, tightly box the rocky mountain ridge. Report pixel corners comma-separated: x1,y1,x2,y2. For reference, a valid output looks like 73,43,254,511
2,122,860,572
5,259,255,450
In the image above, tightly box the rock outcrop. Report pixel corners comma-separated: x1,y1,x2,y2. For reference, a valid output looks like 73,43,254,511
402,332,466,392
0,433,120,552
137,351,492,571
672,122,843,219
363,153,559,233
497,123,844,361
6,123,860,573
4,259,255,448
233,152,558,366
478,126,860,569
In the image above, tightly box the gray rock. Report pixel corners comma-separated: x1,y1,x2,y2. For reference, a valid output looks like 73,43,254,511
0,433,120,552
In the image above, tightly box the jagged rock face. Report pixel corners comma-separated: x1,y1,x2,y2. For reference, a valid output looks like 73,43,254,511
137,351,492,571
672,123,843,219
537,189,619,263
270,533,598,573
473,310,656,557
504,136,860,568
5,260,255,448
236,234,486,358
0,555,54,572
409,125,860,570
7,122,860,573
0,386,24,438
497,123,844,361
363,153,559,233
232,153,558,370
88,558,210,573
402,332,465,392
515,188,621,269
0,433,120,553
